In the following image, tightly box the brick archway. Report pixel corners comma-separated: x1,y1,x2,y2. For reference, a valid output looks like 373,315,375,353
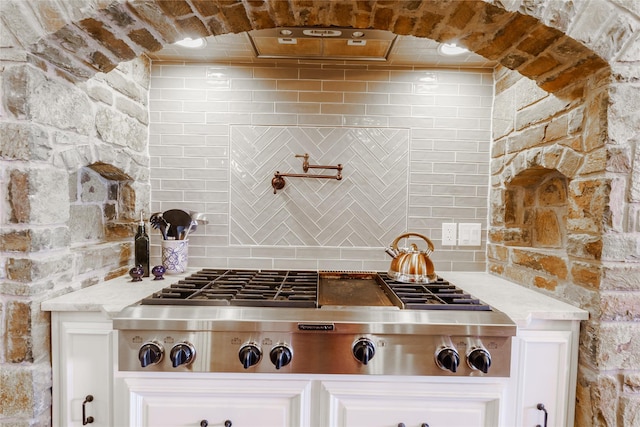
27,0,608,92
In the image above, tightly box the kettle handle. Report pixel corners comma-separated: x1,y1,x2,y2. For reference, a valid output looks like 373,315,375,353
391,233,435,253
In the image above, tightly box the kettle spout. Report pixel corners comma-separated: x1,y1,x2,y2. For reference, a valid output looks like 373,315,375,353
385,247,399,259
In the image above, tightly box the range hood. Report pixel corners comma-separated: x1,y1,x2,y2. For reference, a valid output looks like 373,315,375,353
248,27,397,61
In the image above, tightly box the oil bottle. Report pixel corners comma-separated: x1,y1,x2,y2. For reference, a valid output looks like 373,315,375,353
134,213,150,277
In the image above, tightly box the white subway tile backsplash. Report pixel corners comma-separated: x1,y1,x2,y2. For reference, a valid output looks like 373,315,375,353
411,105,457,118
150,62,493,271
161,179,206,190
341,115,389,127
205,112,251,124
255,90,298,102
161,89,207,101
161,134,206,145
275,103,320,114
368,81,412,93
184,124,229,135
159,65,208,77
251,113,297,125
150,77,184,89
324,81,367,92
232,79,278,90
183,101,229,113
161,111,205,123
390,93,435,105
161,157,207,168
366,104,411,116
298,114,343,126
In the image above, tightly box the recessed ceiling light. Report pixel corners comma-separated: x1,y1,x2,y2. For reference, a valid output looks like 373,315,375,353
174,37,206,49
279,29,293,36
438,43,468,56
352,31,365,38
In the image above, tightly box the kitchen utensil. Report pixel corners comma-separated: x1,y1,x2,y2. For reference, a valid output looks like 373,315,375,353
183,211,209,240
162,209,192,239
385,232,437,283
149,212,169,240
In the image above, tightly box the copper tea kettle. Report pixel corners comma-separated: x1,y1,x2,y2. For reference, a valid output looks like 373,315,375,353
385,232,437,283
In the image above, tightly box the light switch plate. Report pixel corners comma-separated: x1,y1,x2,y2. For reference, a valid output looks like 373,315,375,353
458,223,482,246
442,223,457,246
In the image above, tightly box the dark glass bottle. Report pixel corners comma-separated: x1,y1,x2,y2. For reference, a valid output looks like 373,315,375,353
134,215,150,277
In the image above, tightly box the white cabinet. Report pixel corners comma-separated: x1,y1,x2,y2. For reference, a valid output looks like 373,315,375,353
115,375,508,427
318,379,507,427
50,315,581,427
50,312,114,427
115,376,312,427
511,321,579,427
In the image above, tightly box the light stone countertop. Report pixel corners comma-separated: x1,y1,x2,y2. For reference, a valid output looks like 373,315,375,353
41,269,197,316
441,272,589,327
42,269,588,325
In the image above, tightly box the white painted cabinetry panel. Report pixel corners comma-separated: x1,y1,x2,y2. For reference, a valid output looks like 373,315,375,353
513,329,573,427
116,376,312,427
318,380,506,427
51,312,114,427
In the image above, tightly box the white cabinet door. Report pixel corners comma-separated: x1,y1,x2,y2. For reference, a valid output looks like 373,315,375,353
513,330,572,427
51,312,114,427
118,376,312,427
319,379,507,427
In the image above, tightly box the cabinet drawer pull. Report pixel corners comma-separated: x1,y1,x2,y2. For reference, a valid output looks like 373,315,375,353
199,420,231,427
82,395,94,425
536,403,548,427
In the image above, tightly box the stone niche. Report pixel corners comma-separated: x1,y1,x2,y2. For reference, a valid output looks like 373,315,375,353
498,167,573,290
69,162,136,245
504,167,568,249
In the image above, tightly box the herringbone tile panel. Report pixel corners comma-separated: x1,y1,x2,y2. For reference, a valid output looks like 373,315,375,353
230,126,409,247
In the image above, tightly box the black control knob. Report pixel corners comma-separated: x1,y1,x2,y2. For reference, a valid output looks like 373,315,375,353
239,343,262,369
435,347,460,373
352,338,375,365
170,342,196,368
138,341,164,368
467,348,491,373
269,345,293,369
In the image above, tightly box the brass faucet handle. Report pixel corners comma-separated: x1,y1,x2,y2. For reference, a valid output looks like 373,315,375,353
272,173,286,194
295,153,310,172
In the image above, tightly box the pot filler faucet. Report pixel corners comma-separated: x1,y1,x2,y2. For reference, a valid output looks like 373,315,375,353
272,153,343,193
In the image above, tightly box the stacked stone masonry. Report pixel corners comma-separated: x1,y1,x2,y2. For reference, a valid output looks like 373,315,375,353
1,0,639,426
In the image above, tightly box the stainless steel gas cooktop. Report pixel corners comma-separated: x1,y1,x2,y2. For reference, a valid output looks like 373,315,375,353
114,269,516,377
138,269,493,310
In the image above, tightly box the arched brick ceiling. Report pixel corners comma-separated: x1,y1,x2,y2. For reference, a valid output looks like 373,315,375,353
28,0,608,93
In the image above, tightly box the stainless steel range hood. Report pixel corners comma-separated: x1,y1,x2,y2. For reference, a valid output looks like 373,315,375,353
247,27,397,61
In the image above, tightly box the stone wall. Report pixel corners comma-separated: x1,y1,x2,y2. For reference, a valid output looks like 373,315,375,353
0,50,150,426
489,58,640,427
1,0,639,426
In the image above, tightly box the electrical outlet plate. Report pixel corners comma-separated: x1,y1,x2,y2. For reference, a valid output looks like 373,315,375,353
458,223,482,246
442,223,457,246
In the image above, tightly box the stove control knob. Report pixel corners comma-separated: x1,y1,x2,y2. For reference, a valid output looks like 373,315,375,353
138,341,164,368
170,342,196,368
467,347,491,374
239,343,262,369
352,338,375,365
269,344,293,369
435,347,460,373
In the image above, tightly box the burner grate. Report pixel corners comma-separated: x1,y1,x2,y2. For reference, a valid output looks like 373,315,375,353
378,274,492,311
140,269,492,311
141,269,319,308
